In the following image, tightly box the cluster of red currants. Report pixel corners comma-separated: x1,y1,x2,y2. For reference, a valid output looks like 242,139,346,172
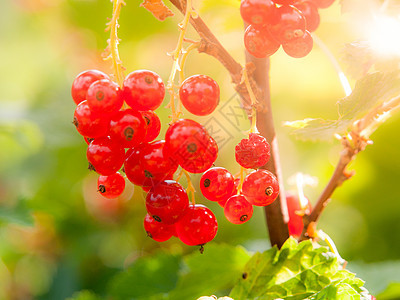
200,133,279,225
71,69,223,247
240,0,335,58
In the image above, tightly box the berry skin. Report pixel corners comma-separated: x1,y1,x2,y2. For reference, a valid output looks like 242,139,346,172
218,178,240,207
87,79,123,115
97,172,126,199
144,214,175,242
179,136,218,174
123,70,165,111
175,204,218,246
235,133,271,169
164,119,211,163
286,191,312,237
274,0,297,4
141,110,161,142
179,75,220,116
109,109,147,148
73,100,110,138
282,30,313,58
71,70,109,105
268,5,306,44
200,167,235,202
146,180,189,224
124,141,177,187
224,195,253,224
240,0,277,26
242,169,279,206
294,1,320,32
244,25,281,58
310,0,335,9
87,137,125,176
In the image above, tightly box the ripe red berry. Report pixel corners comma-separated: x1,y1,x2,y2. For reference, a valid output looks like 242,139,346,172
124,141,177,187
242,169,279,206
175,204,218,246
71,70,109,105
235,133,271,169
146,180,189,225
164,119,212,164
294,1,320,32
218,178,240,207
179,136,218,174
179,75,220,116
87,137,125,176
244,25,281,58
274,0,297,4
109,109,147,148
268,5,306,44
282,30,313,58
286,191,312,237
87,79,123,115
310,0,335,9
143,214,175,242
141,110,161,142
224,195,253,224
200,167,235,202
240,0,277,26
123,70,165,111
97,172,126,199
73,100,110,138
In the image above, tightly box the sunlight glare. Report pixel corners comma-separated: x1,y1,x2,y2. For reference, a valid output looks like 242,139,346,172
369,15,400,57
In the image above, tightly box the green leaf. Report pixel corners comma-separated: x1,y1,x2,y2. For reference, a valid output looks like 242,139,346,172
167,243,251,300
66,290,102,300
108,252,181,300
229,238,370,300
338,71,400,120
377,282,400,300
0,202,34,227
286,71,400,141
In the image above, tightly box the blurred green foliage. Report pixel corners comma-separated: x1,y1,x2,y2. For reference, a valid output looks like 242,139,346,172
1,0,400,299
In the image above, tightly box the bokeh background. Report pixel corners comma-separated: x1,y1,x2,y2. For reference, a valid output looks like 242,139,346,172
1,0,400,299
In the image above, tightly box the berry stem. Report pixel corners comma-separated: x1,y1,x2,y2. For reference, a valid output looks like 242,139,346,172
166,0,193,121
104,0,126,87
179,42,199,83
182,169,196,205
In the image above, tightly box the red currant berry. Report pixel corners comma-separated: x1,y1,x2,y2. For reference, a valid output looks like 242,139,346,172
224,195,253,224
242,169,279,206
84,137,95,145
310,0,334,9
123,70,165,111
179,75,220,116
146,180,189,225
143,214,175,242
71,70,109,105
164,119,211,163
179,136,218,174
240,0,277,26
87,137,125,176
141,110,161,142
97,172,126,199
109,109,147,148
200,167,235,202
282,30,313,58
87,79,123,115
294,1,320,32
268,5,306,44
274,0,297,4
175,204,218,246
286,191,311,237
73,100,110,138
244,25,281,58
235,133,271,169
124,141,177,187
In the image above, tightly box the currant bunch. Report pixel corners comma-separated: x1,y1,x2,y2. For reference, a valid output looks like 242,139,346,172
240,0,335,58
72,69,223,249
